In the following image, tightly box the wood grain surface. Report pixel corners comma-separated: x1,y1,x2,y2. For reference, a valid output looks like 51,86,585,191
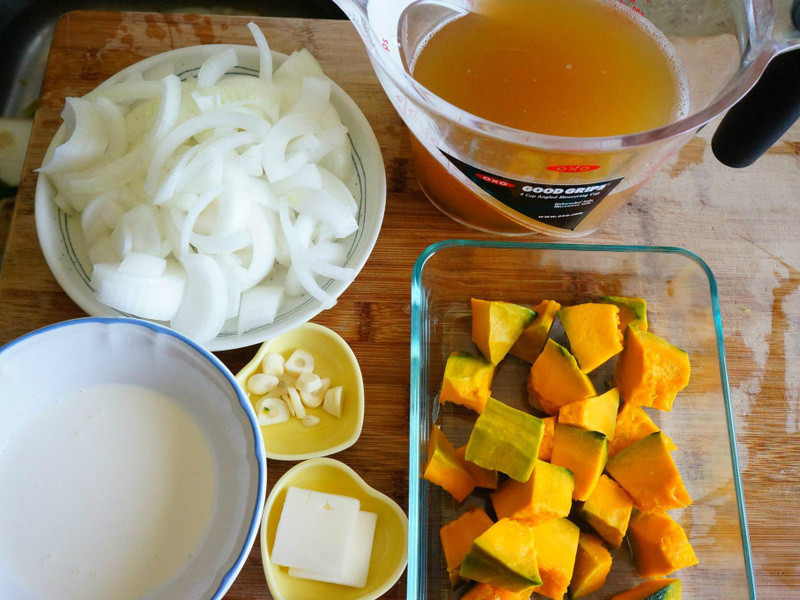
1,10,799,599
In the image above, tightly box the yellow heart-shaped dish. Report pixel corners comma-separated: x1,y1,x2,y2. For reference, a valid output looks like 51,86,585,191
261,458,408,600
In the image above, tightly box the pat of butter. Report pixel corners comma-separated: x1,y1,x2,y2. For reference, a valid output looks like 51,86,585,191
270,486,360,578
289,509,377,588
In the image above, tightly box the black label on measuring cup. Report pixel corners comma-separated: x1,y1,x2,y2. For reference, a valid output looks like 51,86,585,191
441,151,623,231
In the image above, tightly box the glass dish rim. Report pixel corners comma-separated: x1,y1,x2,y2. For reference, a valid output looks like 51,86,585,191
407,239,756,600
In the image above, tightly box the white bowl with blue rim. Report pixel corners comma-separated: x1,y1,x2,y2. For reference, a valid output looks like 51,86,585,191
34,44,386,351
0,317,266,600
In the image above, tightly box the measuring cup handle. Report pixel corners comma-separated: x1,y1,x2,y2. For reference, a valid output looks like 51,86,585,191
711,49,800,167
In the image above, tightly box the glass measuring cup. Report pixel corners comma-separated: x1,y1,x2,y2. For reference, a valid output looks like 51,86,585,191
333,0,800,237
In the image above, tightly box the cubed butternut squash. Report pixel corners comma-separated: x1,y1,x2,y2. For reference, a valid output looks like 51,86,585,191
558,388,620,441
613,327,690,411
538,416,557,462
460,518,542,591
581,474,634,548
423,424,475,502
558,303,624,373
440,351,496,413
610,579,681,600
440,507,495,587
627,511,698,579
490,459,574,525
466,398,544,482
530,517,581,600
610,403,677,457
599,295,648,333
528,340,596,415
606,432,692,512
569,532,612,599
472,299,537,365
510,299,561,363
550,424,607,501
458,445,499,490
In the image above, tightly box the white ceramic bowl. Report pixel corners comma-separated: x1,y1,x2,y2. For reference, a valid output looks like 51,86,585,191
35,44,386,351
0,317,266,600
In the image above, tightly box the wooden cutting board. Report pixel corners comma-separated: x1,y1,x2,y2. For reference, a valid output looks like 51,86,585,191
2,10,800,599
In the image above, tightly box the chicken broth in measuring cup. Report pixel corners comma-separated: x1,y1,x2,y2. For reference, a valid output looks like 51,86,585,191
406,0,690,235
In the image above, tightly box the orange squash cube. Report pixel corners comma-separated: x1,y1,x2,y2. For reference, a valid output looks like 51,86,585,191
530,517,580,600
599,295,648,333
558,388,620,441
581,474,634,547
558,303,624,373
550,423,607,501
613,327,690,411
569,532,612,598
490,459,574,525
471,299,537,365
528,340,596,415
627,510,698,578
423,425,475,502
510,299,561,363
610,402,677,457
440,351,496,413
538,416,557,461
605,432,692,512
462,583,535,600
440,507,495,587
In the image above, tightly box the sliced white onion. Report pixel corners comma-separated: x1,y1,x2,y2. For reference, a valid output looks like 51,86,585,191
40,98,108,174
119,252,167,277
92,259,186,321
247,21,273,81
178,185,223,257
285,187,358,239
148,74,182,146
95,97,128,163
287,76,331,121
197,47,238,89
273,48,324,81
238,284,283,335
235,205,276,290
171,254,228,343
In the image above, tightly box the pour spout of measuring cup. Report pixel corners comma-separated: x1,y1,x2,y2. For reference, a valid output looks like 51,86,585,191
712,0,800,167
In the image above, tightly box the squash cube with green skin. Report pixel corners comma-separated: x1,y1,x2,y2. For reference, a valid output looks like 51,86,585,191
613,327,690,412
600,295,648,333
461,583,535,600
610,579,681,600
569,532,612,599
610,402,677,457
510,299,561,363
440,507,495,587
466,398,544,482
440,351,495,413
530,517,581,600
581,474,633,548
605,432,692,512
423,425,475,502
627,510,698,579
538,416,557,461
558,303,624,373
558,387,620,441
457,445,499,490
528,339,596,415
490,459,574,525
550,424,607,501
472,299,537,365
460,518,542,591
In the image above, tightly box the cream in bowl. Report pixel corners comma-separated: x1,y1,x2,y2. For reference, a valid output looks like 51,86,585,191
0,318,266,600
236,322,364,460
261,458,408,600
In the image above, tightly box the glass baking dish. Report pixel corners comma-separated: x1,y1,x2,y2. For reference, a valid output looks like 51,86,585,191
408,240,755,600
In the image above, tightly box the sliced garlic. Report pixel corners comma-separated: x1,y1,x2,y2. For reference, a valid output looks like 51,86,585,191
299,388,324,408
323,386,343,418
302,415,321,427
296,372,322,394
262,352,285,376
285,349,314,376
256,396,290,426
287,386,306,419
282,393,295,417
265,378,288,398
318,377,331,398
247,373,279,395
